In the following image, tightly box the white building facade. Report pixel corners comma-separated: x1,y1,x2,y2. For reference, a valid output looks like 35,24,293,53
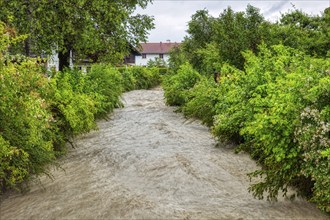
46,50,60,72
134,42,180,66
135,53,170,66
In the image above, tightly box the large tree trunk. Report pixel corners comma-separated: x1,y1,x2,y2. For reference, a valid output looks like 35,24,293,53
24,39,31,57
58,48,71,71
24,0,31,57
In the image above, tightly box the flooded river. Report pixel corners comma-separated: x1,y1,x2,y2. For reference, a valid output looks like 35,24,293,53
0,88,328,219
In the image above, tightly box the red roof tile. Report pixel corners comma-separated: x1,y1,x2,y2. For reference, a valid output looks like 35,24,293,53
140,42,180,54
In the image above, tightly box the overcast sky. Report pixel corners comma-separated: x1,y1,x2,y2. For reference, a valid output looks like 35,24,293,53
135,0,330,43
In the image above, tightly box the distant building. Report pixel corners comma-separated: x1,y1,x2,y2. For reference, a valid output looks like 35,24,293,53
123,45,141,65
47,42,181,70
134,42,180,66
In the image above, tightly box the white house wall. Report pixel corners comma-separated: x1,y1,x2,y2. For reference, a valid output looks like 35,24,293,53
47,50,59,72
135,54,170,66
46,50,74,72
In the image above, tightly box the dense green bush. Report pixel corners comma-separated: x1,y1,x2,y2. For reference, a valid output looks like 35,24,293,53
48,69,97,154
118,66,161,91
295,107,330,212
0,136,29,190
213,44,330,211
147,67,163,88
129,66,161,89
234,46,329,210
0,60,55,186
0,22,53,190
163,62,201,106
158,67,168,75
86,65,124,117
182,77,219,126
212,63,250,142
121,67,137,91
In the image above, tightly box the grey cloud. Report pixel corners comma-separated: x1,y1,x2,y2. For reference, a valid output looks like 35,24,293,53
136,0,329,42
263,0,290,18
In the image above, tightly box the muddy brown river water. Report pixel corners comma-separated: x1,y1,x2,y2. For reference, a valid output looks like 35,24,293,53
0,88,328,219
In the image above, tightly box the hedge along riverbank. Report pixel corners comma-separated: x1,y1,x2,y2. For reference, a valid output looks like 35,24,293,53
162,44,330,212
0,50,162,193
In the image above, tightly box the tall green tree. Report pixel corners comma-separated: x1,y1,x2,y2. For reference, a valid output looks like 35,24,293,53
268,7,330,57
0,0,154,70
212,5,265,69
168,44,187,74
179,5,267,72
184,9,215,72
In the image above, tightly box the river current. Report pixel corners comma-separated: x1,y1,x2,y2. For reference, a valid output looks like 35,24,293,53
0,88,327,219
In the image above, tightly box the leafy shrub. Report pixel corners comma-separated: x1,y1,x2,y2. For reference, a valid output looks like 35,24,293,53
0,60,56,187
212,44,330,211
194,42,222,75
146,67,162,88
213,44,309,143
158,67,168,75
121,67,137,91
294,74,330,212
129,66,161,89
50,70,97,136
0,135,29,191
182,77,219,126
168,44,188,75
116,67,127,73
163,62,201,106
0,22,55,190
86,64,124,117
129,66,150,89
212,63,250,142
118,66,161,91
295,107,330,212
240,48,329,209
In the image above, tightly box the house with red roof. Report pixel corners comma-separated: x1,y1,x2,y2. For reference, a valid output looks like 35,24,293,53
135,42,180,66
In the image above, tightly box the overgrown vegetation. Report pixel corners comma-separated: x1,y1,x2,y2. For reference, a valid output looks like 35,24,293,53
163,62,201,106
163,6,330,212
0,22,161,193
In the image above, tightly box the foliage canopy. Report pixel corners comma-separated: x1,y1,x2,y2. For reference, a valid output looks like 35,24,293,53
0,0,154,68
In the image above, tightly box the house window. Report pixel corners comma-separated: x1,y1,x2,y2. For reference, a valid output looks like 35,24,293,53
142,54,146,59
159,54,164,59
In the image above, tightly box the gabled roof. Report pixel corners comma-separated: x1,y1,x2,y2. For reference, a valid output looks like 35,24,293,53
139,42,180,54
